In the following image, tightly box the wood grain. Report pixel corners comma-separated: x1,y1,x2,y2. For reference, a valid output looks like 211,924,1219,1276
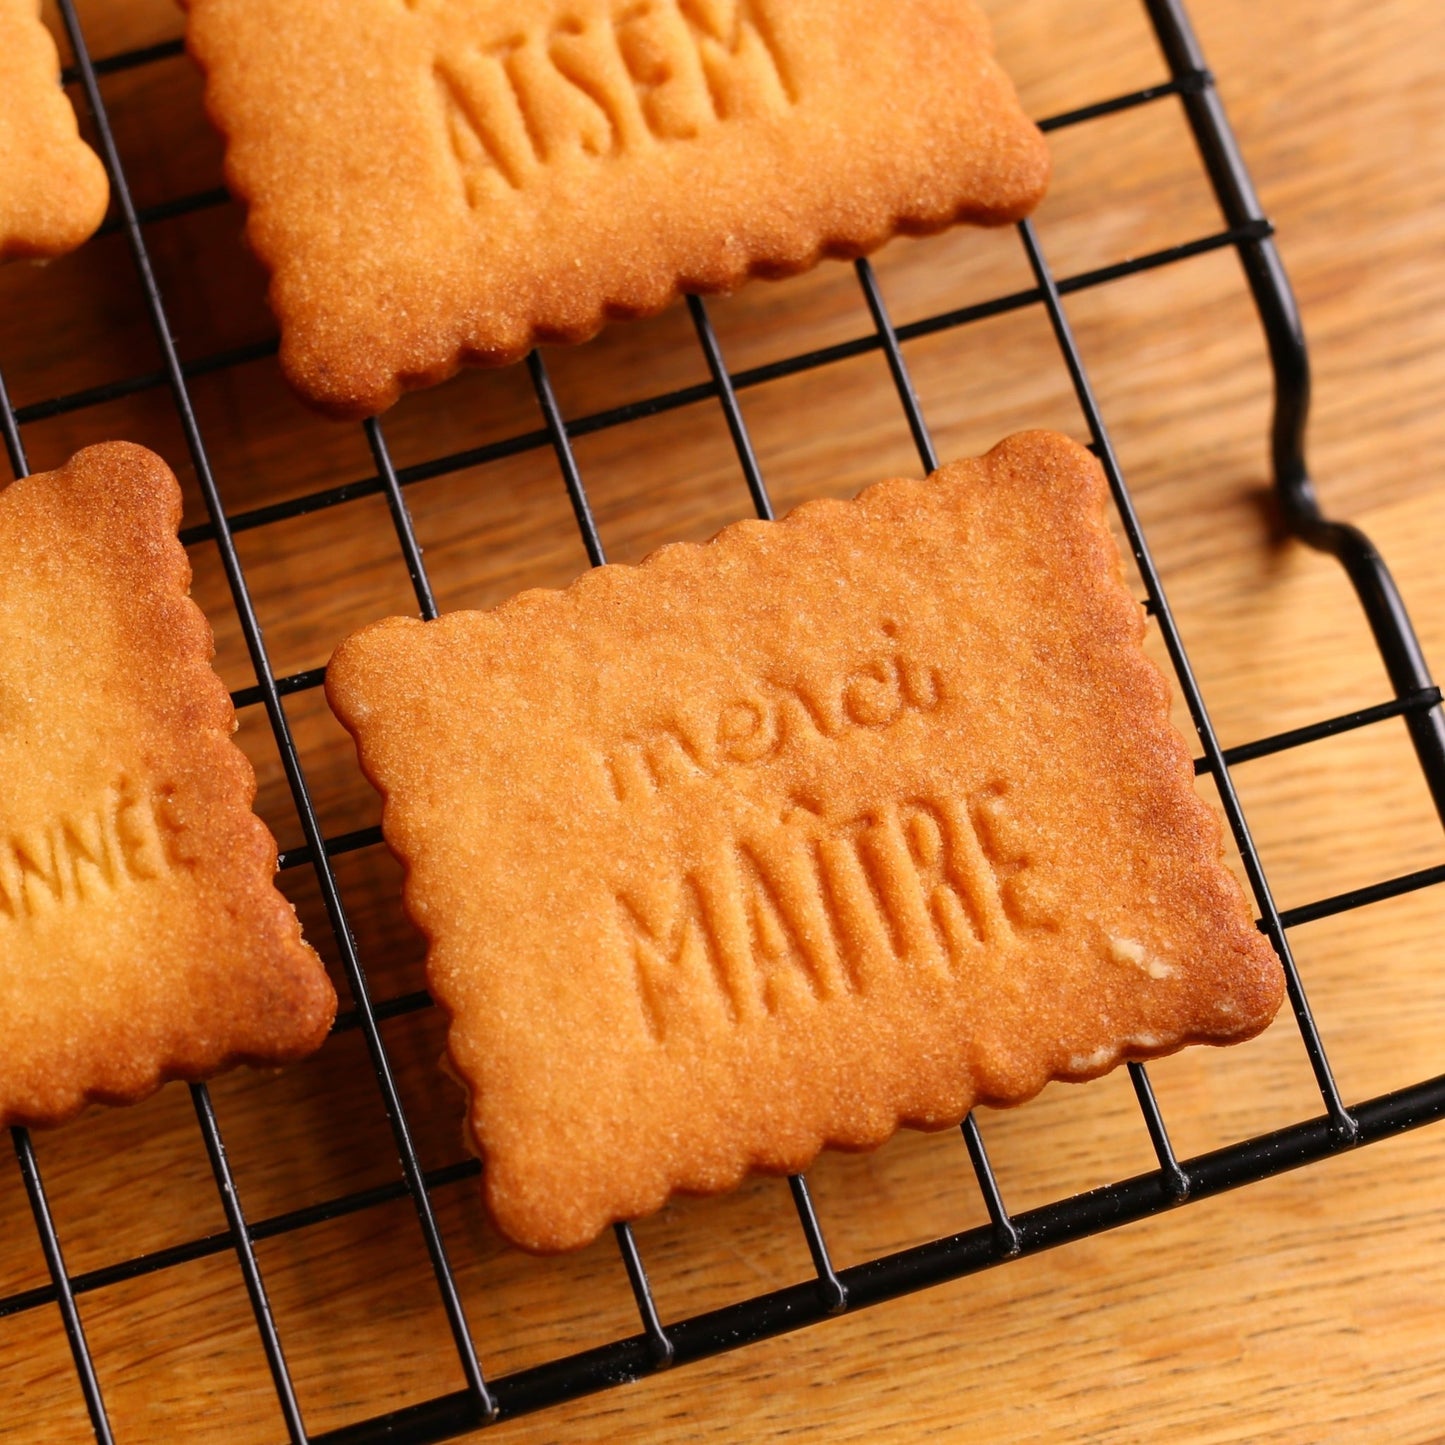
2,0,1443,1440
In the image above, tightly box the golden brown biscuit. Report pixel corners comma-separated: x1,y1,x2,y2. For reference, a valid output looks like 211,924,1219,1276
0,0,109,261
0,443,336,1130
181,0,1050,418
327,431,1282,1253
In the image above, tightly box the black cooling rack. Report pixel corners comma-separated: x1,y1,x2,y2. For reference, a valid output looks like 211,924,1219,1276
4,0,1444,1439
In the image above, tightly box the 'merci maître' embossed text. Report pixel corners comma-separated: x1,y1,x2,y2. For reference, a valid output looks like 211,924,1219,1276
420,0,795,201
605,628,1042,1041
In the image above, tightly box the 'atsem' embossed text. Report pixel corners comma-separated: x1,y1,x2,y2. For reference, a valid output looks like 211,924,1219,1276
422,0,795,202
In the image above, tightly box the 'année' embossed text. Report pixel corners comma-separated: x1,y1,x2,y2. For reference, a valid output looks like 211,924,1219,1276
0,777,187,922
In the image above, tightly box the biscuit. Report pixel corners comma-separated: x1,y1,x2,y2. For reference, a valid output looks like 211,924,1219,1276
0,443,336,1130
0,0,109,261
326,431,1283,1253
181,0,1050,418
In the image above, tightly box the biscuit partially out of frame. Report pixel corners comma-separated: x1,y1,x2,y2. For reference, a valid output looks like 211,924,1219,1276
0,0,109,260
326,431,1283,1253
0,443,336,1130
182,0,1050,418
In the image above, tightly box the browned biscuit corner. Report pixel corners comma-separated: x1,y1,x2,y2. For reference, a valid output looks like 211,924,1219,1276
0,442,337,1130
326,431,1282,1252
0,0,109,261
182,0,1050,418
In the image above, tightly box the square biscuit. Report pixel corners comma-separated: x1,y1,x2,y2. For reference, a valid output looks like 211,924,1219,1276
0,443,336,1129
0,0,109,260
181,0,1050,417
326,431,1283,1253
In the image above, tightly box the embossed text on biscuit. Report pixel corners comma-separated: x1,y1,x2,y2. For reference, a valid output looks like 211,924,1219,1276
0,777,188,922
602,626,942,803
615,787,1035,1041
426,0,796,203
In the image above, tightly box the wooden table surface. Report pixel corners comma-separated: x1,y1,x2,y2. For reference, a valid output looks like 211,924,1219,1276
4,0,1444,1440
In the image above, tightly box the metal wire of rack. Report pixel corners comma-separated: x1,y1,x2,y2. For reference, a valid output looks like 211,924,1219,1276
2,0,1443,1440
